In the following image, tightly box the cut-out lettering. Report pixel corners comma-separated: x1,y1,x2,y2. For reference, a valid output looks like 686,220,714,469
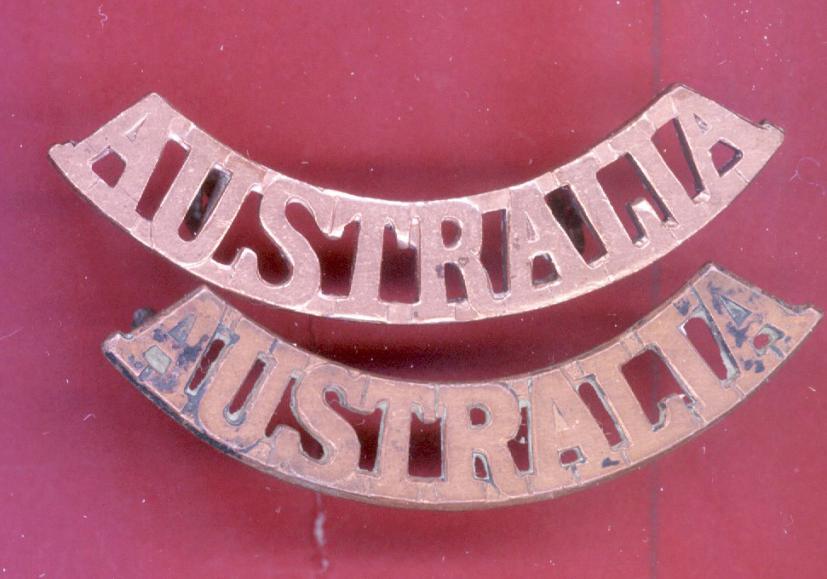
52,86,784,323
104,264,819,508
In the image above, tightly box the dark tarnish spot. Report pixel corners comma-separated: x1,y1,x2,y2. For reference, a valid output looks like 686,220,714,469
674,298,691,316
177,335,209,368
152,371,179,393
754,360,765,373
707,283,725,314
719,295,752,326
602,457,621,468
744,359,754,370
435,264,445,279
709,283,753,326
127,354,145,371
169,315,194,345
726,322,749,348
152,328,167,343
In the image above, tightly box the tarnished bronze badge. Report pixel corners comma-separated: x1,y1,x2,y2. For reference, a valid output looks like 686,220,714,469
103,265,819,509
51,86,782,323
54,83,816,509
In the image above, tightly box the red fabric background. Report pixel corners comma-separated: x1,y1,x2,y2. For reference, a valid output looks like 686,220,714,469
2,1,826,577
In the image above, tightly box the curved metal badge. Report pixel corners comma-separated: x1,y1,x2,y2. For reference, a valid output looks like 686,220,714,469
53,87,782,323
104,265,819,509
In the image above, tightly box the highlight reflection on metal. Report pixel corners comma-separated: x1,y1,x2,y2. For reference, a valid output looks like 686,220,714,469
104,265,820,509
53,86,782,323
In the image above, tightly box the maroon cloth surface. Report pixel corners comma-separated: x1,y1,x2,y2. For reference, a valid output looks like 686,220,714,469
2,1,825,577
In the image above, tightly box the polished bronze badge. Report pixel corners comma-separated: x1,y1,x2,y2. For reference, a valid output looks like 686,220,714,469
52,86,782,322
103,265,819,509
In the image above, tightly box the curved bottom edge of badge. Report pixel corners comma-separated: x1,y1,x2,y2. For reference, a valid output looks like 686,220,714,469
52,86,783,324
103,264,820,510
